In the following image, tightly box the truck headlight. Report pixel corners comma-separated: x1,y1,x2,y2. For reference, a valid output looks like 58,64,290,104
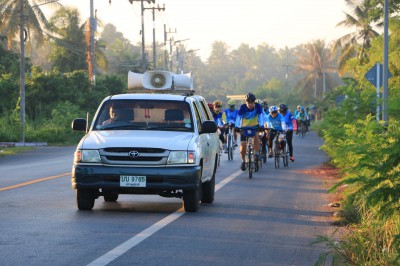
167,151,195,164
74,150,101,163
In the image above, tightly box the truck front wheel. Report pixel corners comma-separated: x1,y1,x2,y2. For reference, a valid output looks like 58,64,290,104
76,189,95,210
183,179,202,212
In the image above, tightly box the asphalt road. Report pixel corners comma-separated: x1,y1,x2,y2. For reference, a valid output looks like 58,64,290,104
0,131,334,266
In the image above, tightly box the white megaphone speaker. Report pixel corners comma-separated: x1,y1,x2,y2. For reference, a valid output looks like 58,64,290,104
128,71,144,89
174,72,193,90
143,71,173,90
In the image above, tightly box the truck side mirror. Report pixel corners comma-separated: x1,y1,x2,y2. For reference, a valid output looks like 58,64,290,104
201,120,217,134
72,118,87,131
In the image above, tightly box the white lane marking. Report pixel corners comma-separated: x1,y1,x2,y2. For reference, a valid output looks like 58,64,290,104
87,211,184,266
87,170,242,266
215,170,242,192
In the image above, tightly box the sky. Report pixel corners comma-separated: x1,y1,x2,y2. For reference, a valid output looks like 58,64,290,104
44,0,352,60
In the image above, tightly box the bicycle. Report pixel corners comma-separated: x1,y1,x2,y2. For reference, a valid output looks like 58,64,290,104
226,124,235,161
272,130,289,168
258,131,267,164
242,126,259,179
297,120,306,138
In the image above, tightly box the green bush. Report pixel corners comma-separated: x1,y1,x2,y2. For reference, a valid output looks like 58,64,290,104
26,101,86,144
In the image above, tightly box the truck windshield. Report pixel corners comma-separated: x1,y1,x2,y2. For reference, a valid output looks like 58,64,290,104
93,99,194,132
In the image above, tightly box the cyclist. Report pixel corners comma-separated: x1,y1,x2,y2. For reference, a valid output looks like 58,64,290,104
212,100,225,146
235,93,264,171
261,100,269,114
256,99,268,159
264,106,286,158
295,106,309,133
278,104,295,162
223,99,239,148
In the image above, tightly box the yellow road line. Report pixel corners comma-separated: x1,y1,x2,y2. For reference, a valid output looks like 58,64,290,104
0,172,71,191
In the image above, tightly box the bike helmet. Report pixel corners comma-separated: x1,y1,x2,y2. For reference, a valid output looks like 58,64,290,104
279,103,288,112
227,99,236,106
255,99,263,104
269,106,278,113
213,100,223,108
262,101,268,107
245,93,256,103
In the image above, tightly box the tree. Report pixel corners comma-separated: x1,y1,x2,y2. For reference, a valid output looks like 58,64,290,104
47,7,87,72
294,40,338,102
332,0,380,75
99,23,141,75
0,0,61,50
203,41,232,98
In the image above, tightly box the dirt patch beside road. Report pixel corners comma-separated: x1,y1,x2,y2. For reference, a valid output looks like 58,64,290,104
302,164,344,224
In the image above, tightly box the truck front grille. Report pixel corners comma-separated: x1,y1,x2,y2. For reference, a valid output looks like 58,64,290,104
100,147,169,165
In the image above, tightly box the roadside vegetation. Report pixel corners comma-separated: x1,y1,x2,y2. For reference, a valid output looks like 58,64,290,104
311,7,400,262
1,1,400,264
0,146,34,157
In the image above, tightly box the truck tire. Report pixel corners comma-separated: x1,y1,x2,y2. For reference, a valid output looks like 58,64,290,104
183,179,202,212
76,190,95,210
202,157,217,203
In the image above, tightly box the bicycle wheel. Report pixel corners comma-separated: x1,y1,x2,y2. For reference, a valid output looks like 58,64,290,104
283,143,288,167
228,134,233,161
273,139,280,168
248,147,253,179
300,122,306,138
262,149,267,164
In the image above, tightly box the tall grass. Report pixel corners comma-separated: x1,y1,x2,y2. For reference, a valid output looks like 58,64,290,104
315,114,400,265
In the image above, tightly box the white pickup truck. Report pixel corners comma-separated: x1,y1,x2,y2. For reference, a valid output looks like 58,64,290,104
71,71,219,212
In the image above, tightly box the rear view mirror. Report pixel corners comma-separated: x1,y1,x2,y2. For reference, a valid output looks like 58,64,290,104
201,120,217,134
72,118,87,132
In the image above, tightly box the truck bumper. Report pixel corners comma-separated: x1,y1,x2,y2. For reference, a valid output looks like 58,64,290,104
72,164,202,193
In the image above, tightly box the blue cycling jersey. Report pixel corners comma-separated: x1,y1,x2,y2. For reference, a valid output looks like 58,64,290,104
224,109,238,124
281,111,294,130
265,113,286,131
235,103,264,128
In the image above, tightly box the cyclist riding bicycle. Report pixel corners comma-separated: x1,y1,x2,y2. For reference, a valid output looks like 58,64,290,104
223,99,239,148
235,93,264,171
256,99,268,159
294,105,309,133
212,100,225,146
261,100,269,114
278,103,295,162
265,106,286,158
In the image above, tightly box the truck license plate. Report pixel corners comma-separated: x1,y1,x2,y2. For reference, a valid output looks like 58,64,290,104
120,175,146,187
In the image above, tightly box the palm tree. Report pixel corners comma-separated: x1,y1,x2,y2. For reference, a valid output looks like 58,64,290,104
333,0,379,75
47,7,87,72
294,40,338,102
48,6,107,74
0,0,61,50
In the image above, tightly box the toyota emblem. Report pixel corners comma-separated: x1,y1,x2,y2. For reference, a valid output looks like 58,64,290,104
128,150,140,158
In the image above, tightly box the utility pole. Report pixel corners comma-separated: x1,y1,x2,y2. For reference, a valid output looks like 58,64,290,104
89,0,96,84
19,0,25,143
169,37,174,71
174,38,189,73
128,0,155,73
164,26,176,70
282,63,291,94
144,3,165,70
282,49,291,95
382,0,389,126
17,0,59,143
